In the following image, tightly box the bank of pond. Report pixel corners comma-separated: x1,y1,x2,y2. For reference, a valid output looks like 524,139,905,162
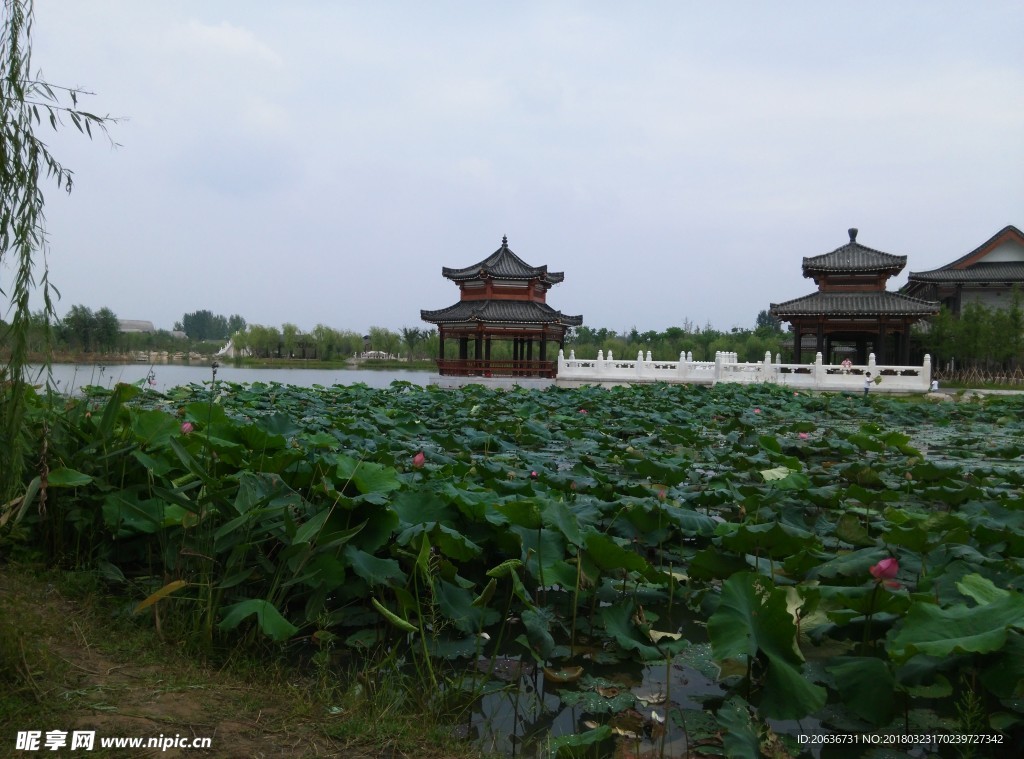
7,381,1024,757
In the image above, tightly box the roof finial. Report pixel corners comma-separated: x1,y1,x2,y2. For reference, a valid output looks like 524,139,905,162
502,234,508,248
849,228,858,243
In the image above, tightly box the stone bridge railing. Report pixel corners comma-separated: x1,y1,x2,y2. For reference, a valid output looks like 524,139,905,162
556,350,932,393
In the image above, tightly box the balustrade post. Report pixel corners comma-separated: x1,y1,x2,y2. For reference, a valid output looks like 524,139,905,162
597,349,605,374
714,351,723,383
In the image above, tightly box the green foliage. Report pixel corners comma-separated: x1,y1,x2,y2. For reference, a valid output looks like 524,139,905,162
917,291,1024,371
7,380,1024,752
1,0,113,499
569,318,788,362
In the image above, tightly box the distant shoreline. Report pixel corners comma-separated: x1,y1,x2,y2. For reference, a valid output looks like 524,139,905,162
15,352,437,372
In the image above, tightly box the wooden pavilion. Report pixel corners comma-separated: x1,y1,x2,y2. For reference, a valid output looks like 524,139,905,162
770,229,939,364
421,236,583,378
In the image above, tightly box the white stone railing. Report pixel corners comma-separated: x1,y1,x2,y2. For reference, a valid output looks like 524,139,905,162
556,350,932,393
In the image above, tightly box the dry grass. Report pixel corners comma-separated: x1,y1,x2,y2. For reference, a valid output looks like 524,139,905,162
0,564,488,758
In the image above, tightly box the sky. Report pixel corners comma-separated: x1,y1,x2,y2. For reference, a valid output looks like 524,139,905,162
18,1,1024,336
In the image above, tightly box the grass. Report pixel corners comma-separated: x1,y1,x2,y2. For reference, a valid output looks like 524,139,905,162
0,562,493,759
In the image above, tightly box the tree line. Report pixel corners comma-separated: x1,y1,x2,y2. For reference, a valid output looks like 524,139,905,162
12,297,1024,373
174,309,246,341
567,311,788,363
915,292,1024,372
232,324,440,361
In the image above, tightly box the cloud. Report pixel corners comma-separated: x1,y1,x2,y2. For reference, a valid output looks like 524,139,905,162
173,20,283,68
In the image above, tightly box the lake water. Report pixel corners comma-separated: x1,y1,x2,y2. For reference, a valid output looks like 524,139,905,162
27,363,435,394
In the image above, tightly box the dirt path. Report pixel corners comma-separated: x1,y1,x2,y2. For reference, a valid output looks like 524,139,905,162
0,567,431,758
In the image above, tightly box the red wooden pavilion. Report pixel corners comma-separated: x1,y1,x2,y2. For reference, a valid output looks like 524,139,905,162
421,236,582,378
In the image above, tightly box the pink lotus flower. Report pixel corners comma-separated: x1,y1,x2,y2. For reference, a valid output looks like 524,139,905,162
412,451,426,469
869,557,899,582
798,432,810,440
578,408,588,414
180,421,194,435
753,408,761,414
530,470,539,479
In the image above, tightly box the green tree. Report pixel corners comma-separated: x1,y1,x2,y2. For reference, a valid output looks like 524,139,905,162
400,326,423,359
181,309,214,340
94,306,119,353
281,323,299,358
754,309,783,335
367,326,400,357
310,323,335,360
62,304,95,352
1,0,112,497
420,328,438,361
227,314,246,336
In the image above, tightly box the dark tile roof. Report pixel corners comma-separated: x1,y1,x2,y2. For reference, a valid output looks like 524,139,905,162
421,299,583,327
769,291,939,318
802,229,906,275
906,261,1024,283
442,236,565,283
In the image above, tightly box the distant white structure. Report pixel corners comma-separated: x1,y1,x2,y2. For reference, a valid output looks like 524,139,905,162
118,319,155,333
556,350,932,394
217,339,249,358
359,351,398,360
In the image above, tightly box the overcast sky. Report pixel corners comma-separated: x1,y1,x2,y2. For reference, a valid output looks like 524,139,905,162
22,1,1024,336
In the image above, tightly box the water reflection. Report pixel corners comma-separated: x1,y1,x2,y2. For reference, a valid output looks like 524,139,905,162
27,363,434,393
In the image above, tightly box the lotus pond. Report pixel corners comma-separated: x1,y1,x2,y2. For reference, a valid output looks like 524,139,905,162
12,381,1024,758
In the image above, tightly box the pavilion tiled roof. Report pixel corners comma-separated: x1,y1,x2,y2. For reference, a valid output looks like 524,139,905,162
421,300,583,326
442,236,565,283
906,262,1024,284
770,291,939,318
802,229,906,276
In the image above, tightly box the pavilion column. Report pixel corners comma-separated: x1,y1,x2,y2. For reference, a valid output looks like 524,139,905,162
815,322,825,357
877,324,887,364
459,336,468,361
825,334,833,363
856,338,867,365
475,333,483,372
438,329,445,362
793,328,802,363
485,337,492,362
527,338,533,362
900,324,911,365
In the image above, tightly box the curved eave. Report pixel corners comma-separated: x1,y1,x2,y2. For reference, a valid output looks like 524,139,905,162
905,263,1024,284
802,245,906,275
769,291,939,318
441,240,565,284
443,267,565,284
421,301,583,327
